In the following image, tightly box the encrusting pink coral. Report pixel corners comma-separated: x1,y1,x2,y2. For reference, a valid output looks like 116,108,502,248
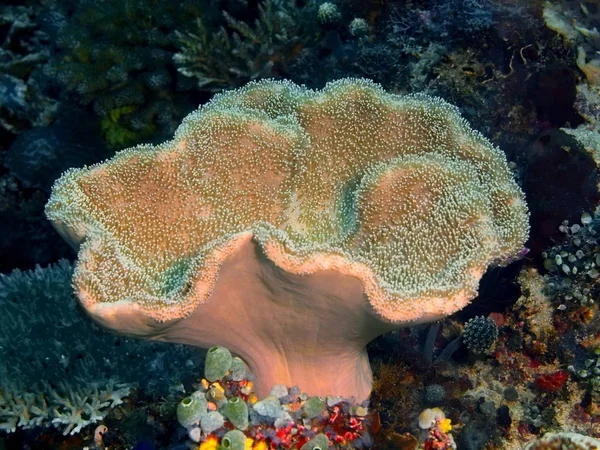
46,78,529,400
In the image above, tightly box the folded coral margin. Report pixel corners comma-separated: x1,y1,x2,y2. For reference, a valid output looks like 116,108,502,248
46,78,529,400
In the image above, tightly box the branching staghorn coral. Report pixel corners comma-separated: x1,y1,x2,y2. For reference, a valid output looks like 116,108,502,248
46,78,529,401
0,377,130,435
0,260,198,434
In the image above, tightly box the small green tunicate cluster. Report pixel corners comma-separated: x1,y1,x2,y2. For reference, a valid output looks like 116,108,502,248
230,357,248,381
301,433,330,450
176,346,243,435
224,397,249,430
542,211,600,307
252,395,282,418
177,390,209,428
302,396,327,419
462,316,499,354
205,346,234,381
221,430,247,449
176,345,372,448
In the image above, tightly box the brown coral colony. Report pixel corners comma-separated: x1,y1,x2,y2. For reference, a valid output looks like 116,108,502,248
45,78,529,400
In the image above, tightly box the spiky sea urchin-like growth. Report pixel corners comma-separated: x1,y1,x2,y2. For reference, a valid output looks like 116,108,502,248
462,316,499,354
45,78,529,400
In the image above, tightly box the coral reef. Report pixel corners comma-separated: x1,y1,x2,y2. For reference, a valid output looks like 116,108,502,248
3,0,600,448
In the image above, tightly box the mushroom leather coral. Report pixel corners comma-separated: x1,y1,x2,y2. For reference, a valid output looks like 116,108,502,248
46,78,529,400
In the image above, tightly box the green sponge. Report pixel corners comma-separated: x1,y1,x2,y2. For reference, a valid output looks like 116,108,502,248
221,430,247,450
204,346,233,381
176,390,208,428
302,396,326,419
300,433,330,450
224,397,249,430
